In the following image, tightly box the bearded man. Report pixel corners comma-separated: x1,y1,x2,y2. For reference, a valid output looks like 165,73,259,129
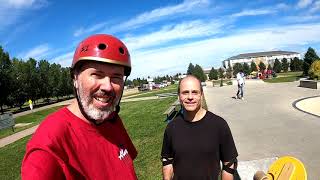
21,34,137,180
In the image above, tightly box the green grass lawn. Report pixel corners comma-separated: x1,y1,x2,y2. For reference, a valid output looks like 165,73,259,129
0,135,30,180
0,97,176,179
276,71,303,77
263,71,303,83
120,97,176,179
126,84,178,99
0,106,64,139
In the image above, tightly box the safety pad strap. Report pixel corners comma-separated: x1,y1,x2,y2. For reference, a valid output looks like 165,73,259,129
161,157,174,166
222,158,238,175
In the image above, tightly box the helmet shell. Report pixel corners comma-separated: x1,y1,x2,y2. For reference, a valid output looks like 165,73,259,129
72,34,131,76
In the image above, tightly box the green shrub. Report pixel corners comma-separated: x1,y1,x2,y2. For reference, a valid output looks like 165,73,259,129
308,60,320,80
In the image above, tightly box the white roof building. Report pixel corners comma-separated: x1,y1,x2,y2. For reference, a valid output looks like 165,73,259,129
222,50,301,68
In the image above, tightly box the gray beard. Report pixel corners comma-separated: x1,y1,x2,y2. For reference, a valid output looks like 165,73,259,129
76,82,119,123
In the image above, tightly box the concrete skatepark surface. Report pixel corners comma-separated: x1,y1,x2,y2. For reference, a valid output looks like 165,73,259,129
203,79,319,179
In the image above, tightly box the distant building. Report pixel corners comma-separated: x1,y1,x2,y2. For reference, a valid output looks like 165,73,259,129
178,74,187,79
222,50,301,69
203,68,211,80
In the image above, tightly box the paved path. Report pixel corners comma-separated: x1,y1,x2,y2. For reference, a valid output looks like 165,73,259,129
0,125,39,148
13,99,75,118
0,96,164,148
0,99,74,148
204,80,320,179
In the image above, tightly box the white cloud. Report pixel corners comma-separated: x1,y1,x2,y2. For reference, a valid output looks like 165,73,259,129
0,0,48,30
283,15,320,23
51,52,74,67
0,0,48,9
74,0,210,36
6,0,36,8
129,23,320,79
112,0,209,31
310,0,320,12
18,44,50,60
73,22,108,37
296,0,313,8
124,19,227,51
231,9,276,18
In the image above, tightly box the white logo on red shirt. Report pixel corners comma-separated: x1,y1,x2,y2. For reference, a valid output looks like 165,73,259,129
118,148,129,160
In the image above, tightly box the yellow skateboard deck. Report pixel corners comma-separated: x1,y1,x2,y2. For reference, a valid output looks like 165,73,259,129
254,156,307,180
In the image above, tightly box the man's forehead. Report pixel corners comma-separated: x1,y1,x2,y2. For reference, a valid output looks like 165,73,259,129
81,61,124,75
180,77,201,90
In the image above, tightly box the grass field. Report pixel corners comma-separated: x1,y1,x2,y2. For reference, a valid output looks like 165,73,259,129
276,71,303,77
120,97,176,179
0,135,30,180
263,71,303,83
0,97,177,180
0,106,64,139
126,84,178,99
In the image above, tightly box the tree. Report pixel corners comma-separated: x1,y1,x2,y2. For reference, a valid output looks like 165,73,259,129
58,67,73,97
193,64,207,82
281,58,289,72
250,61,258,72
208,67,218,80
267,64,273,71
243,62,250,75
258,61,266,72
218,67,225,79
25,58,40,102
232,63,243,77
225,66,232,79
187,63,195,75
48,63,62,100
225,63,232,79
10,58,28,108
0,46,12,113
273,58,282,73
125,79,133,86
290,57,302,72
38,60,51,100
308,60,320,80
303,47,319,75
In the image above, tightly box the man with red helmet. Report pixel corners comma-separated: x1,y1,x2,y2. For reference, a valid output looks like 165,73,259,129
21,34,138,179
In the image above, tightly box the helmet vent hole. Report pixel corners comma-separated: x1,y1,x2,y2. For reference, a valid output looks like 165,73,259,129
98,43,107,50
119,47,125,54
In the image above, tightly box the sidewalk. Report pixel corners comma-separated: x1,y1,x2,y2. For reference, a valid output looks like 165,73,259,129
0,99,75,148
13,99,75,118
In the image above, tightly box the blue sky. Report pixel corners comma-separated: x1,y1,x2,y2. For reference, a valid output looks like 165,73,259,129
0,0,320,79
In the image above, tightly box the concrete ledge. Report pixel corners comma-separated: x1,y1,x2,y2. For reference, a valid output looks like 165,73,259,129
238,157,278,179
293,95,320,118
299,80,318,89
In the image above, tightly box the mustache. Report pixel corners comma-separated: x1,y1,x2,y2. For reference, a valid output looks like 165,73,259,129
94,90,116,98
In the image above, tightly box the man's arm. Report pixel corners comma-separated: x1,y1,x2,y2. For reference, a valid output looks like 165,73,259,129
22,150,64,180
221,161,235,180
162,164,173,180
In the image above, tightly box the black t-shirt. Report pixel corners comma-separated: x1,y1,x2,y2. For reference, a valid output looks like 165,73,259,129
161,111,238,180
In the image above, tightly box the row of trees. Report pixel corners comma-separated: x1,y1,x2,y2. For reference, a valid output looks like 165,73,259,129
303,47,319,76
230,57,299,76
125,74,182,87
209,47,319,80
0,46,73,113
187,63,207,82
